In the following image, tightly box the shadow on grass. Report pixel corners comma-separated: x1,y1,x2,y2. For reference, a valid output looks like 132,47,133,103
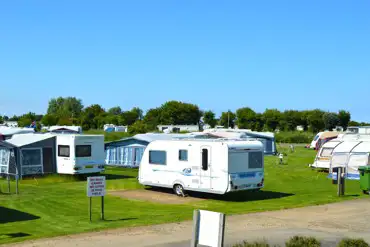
145,187,294,202
0,206,40,224
0,232,31,238
104,217,138,222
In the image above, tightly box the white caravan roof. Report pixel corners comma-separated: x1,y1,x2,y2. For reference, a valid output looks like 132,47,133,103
0,127,35,135
351,142,370,153
333,141,361,153
321,140,342,149
148,139,264,150
5,133,54,147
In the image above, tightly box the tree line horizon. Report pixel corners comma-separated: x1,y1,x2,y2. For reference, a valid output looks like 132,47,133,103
0,96,368,134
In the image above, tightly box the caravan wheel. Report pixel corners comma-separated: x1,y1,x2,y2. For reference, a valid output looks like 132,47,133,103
173,184,185,197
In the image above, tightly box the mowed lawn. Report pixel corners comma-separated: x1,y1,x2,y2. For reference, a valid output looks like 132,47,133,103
0,146,365,244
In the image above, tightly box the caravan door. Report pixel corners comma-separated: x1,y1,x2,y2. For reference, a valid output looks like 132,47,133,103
199,146,212,190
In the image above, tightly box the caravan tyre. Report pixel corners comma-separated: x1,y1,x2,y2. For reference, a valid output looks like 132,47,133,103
173,184,185,197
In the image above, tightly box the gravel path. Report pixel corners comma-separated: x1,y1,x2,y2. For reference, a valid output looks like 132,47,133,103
4,199,370,247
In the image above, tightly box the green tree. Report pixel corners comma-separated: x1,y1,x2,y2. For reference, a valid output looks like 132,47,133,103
47,97,84,118
131,107,143,120
236,107,256,130
41,114,59,126
128,120,149,134
17,112,40,130
348,120,360,126
262,109,281,131
159,101,202,125
203,110,217,128
80,104,106,130
306,109,325,132
0,115,3,124
322,112,340,130
219,111,236,128
143,108,162,130
3,115,9,121
107,106,122,116
338,110,351,130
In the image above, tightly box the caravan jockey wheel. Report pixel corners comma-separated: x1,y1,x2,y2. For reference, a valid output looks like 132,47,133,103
173,184,185,197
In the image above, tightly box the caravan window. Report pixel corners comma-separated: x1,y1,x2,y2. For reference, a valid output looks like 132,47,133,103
149,150,166,165
314,135,320,141
201,149,208,170
320,148,333,157
179,150,188,161
248,152,263,169
58,145,70,157
76,145,91,157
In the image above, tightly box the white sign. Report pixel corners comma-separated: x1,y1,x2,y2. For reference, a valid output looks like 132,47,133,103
195,210,225,247
87,176,106,197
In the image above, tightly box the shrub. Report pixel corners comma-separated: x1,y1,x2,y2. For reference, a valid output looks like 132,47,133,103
232,240,274,247
285,236,321,247
337,238,369,247
275,131,315,144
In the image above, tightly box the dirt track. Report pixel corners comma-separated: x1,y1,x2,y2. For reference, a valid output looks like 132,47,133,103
4,198,370,247
109,189,205,204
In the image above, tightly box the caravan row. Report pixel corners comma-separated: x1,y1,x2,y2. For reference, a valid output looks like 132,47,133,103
310,134,370,180
0,133,105,177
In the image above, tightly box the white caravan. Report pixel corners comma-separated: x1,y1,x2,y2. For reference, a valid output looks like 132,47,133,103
329,140,370,180
310,139,342,169
55,134,105,174
138,139,265,196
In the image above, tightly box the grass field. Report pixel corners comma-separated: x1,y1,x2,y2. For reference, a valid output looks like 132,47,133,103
0,146,365,245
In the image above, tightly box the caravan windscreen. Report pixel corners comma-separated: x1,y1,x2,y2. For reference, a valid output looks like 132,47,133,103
320,148,333,157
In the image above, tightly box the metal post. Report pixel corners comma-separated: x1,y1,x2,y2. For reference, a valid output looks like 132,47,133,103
89,197,92,222
337,167,343,196
190,210,200,247
101,196,104,220
217,213,226,247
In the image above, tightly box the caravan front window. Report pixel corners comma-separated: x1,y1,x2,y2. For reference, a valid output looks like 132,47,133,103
248,152,263,169
76,145,91,157
149,150,166,165
320,148,333,157
58,145,70,157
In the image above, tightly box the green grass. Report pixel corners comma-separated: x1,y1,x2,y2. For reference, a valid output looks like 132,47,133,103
84,129,132,142
0,147,365,244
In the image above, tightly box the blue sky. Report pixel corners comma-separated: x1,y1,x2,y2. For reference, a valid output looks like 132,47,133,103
0,0,369,121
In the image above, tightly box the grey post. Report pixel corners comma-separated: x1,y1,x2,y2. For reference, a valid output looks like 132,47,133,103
218,213,226,247
101,196,104,220
190,210,200,247
89,197,92,222
337,167,344,196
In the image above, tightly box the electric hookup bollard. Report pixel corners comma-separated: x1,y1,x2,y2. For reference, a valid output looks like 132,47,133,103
337,167,345,197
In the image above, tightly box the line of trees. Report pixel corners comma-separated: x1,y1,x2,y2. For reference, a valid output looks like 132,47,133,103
0,96,367,134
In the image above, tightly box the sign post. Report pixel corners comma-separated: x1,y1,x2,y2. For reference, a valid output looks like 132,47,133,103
191,209,225,247
87,176,106,221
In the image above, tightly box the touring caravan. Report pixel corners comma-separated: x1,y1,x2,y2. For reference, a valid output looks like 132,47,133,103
310,139,342,169
55,134,105,174
138,139,265,196
329,140,370,180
